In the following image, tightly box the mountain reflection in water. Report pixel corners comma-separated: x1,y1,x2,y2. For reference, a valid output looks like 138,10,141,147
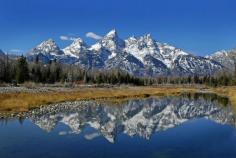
23,93,235,143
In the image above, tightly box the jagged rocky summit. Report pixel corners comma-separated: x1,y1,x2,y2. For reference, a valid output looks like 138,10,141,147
26,29,223,76
207,49,236,72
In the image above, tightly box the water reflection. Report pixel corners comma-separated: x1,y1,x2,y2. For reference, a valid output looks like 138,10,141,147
14,93,233,143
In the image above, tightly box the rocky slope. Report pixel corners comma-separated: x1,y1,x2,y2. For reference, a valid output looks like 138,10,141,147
26,30,223,76
207,49,236,72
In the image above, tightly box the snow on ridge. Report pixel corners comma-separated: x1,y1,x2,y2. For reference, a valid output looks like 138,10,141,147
26,29,223,76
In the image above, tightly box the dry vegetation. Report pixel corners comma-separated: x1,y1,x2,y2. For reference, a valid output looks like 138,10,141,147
0,86,198,113
0,86,235,113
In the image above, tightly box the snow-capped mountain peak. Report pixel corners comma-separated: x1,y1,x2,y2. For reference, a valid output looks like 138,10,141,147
26,30,224,76
89,43,102,51
105,29,118,38
125,35,189,69
141,33,154,42
38,38,55,46
37,39,58,51
125,34,161,63
208,49,236,71
71,38,87,46
28,39,63,56
209,50,228,59
100,29,125,53
63,38,88,57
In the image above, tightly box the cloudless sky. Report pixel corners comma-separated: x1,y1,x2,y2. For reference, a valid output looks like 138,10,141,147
0,0,236,56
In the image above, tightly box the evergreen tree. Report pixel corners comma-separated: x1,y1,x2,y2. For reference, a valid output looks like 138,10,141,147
16,56,29,83
4,54,11,82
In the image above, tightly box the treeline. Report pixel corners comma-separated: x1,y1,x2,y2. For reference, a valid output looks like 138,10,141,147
0,55,236,87
153,74,236,87
0,55,145,85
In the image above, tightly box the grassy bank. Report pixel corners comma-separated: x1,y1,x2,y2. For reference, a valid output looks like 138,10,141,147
0,86,199,113
0,86,235,113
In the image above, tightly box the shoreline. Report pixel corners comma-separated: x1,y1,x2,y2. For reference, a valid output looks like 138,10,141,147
0,85,235,115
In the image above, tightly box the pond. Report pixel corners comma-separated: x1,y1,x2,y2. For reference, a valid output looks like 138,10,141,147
0,93,236,158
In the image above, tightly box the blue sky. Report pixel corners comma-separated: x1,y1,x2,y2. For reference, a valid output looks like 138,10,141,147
0,0,236,56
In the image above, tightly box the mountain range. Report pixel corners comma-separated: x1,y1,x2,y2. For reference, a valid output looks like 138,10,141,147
207,49,236,72
3,29,236,76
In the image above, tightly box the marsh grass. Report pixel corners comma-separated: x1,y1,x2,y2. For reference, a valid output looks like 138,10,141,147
0,87,198,113
0,86,236,114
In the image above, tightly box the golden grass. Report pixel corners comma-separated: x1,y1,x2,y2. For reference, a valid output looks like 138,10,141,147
0,86,198,113
0,86,236,114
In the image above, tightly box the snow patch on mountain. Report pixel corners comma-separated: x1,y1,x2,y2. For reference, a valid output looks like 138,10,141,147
207,49,236,71
26,30,224,76
63,38,88,58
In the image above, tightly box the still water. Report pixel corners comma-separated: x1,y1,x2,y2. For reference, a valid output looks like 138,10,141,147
0,93,236,158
